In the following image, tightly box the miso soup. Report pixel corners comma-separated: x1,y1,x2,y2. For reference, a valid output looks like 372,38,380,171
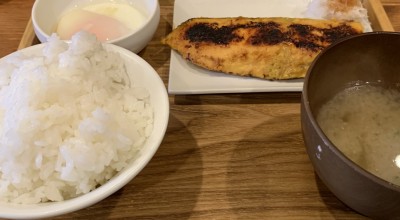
317,84,400,185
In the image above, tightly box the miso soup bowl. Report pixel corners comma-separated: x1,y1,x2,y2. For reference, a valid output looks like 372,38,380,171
301,32,400,219
32,0,160,53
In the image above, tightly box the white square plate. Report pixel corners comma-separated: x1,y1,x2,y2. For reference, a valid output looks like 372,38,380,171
168,0,312,94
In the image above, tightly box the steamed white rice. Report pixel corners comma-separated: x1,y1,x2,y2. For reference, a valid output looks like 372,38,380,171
305,0,372,32
0,32,153,204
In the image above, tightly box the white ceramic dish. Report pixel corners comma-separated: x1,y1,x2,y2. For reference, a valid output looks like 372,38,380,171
0,43,169,219
32,0,160,53
168,0,311,94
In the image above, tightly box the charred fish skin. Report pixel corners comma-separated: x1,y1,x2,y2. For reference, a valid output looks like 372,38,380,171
162,17,363,80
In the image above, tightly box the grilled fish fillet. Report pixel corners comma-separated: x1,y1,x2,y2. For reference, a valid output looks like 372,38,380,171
162,17,363,80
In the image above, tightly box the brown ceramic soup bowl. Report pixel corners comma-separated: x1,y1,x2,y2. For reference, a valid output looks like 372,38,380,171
301,32,400,219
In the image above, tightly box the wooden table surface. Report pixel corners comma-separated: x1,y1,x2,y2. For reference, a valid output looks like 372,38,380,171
1,0,400,219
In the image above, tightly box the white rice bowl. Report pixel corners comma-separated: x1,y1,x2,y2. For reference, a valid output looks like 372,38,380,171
0,32,169,219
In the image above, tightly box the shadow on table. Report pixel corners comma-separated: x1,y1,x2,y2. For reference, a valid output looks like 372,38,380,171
173,92,301,105
225,113,365,219
55,114,202,219
0,0,12,6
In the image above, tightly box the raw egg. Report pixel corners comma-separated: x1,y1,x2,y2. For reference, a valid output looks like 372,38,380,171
56,2,147,42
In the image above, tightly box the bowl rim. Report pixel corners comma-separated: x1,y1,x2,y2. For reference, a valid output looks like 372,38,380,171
302,31,400,192
0,42,169,219
31,0,160,44
108,0,160,43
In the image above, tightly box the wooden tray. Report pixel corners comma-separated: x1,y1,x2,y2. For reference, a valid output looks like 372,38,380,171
364,0,394,31
18,0,394,50
18,18,40,50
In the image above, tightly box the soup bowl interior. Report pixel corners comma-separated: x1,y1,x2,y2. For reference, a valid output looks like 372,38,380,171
301,32,400,219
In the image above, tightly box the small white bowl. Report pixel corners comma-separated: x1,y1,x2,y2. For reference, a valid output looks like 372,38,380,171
0,41,169,219
32,0,160,53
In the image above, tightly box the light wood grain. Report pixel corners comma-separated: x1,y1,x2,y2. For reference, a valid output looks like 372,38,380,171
365,0,394,30
0,0,400,219
17,18,39,50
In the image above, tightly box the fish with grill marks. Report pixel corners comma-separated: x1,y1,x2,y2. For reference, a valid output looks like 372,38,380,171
162,17,363,80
